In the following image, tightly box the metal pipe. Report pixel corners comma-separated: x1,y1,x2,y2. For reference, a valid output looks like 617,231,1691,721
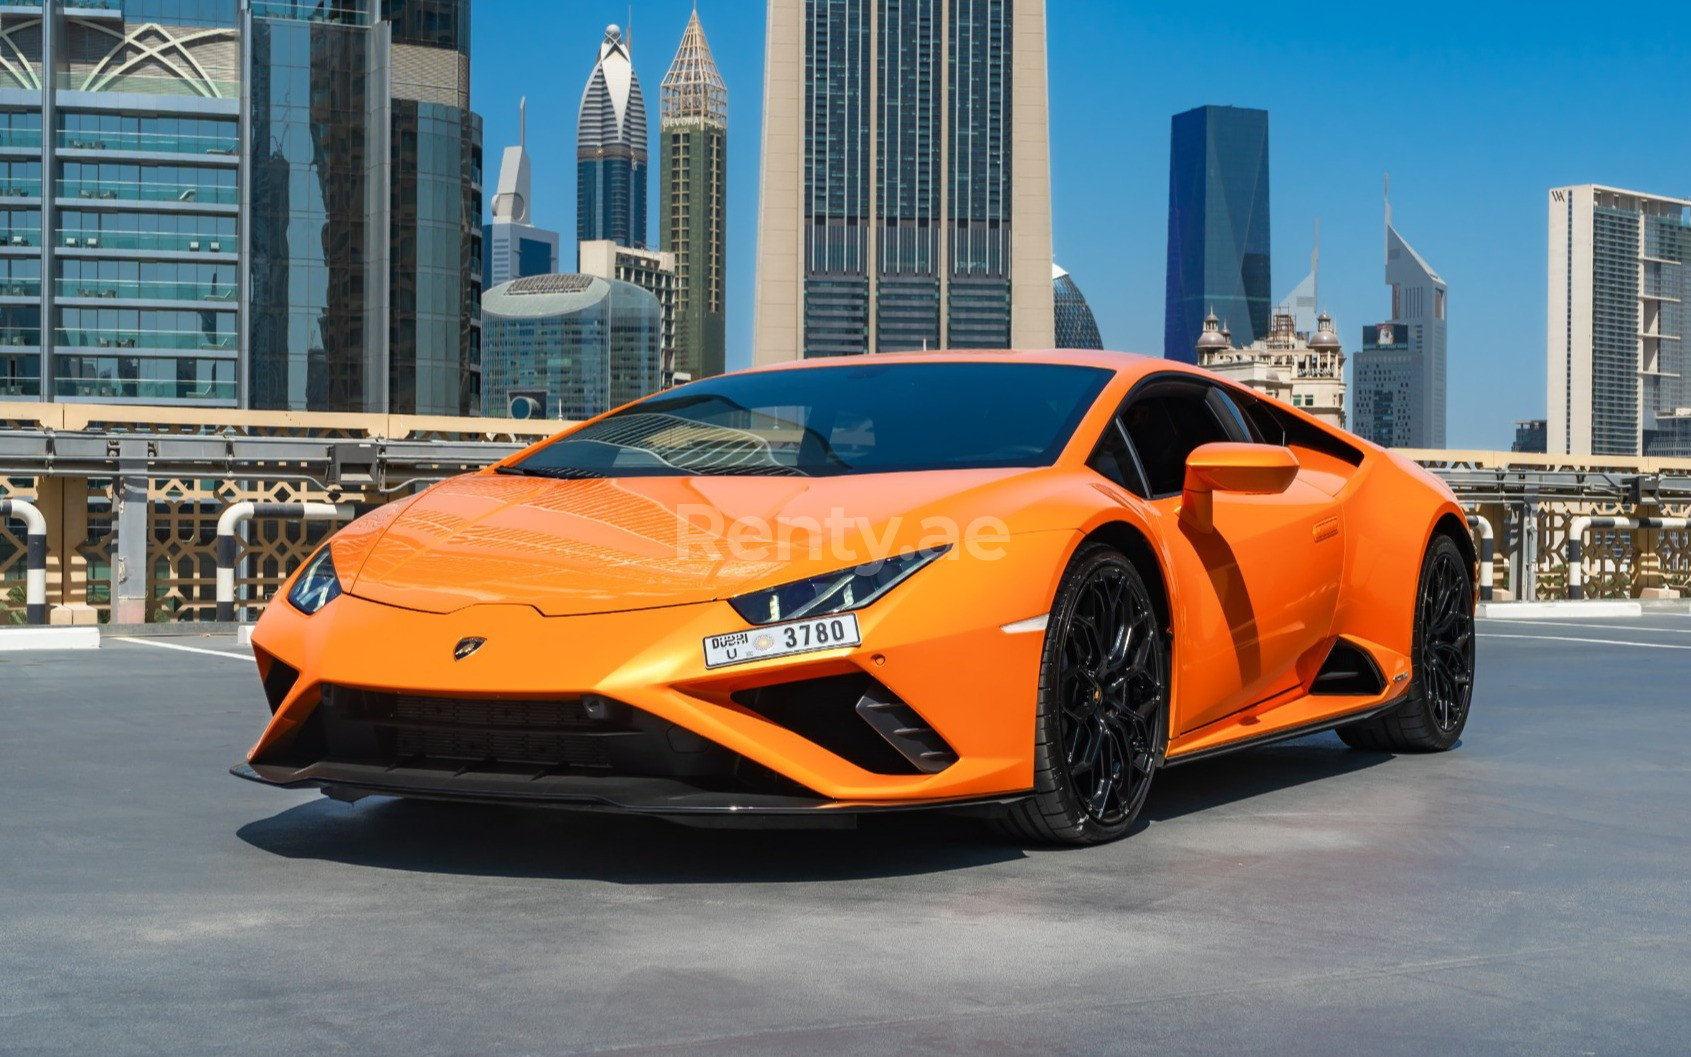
1566,516,1691,600
1465,513,1495,602
217,502,355,622
0,498,47,625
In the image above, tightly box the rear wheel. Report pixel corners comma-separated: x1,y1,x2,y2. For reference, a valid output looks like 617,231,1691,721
1002,544,1167,845
1338,533,1475,752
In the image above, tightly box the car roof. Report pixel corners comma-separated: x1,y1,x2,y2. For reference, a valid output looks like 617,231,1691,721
743,348,1198,382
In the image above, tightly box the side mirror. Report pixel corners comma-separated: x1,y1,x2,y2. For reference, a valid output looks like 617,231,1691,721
1179,442,1300,533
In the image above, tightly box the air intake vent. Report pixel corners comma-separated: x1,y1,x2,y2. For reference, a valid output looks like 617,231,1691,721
1311,638,1386,696
854,682,958,774
733,674,955,776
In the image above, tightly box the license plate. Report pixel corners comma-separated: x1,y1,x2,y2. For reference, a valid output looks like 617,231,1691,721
702,613,862,669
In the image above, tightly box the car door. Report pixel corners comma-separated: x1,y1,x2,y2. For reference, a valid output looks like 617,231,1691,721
1097,377,1343,736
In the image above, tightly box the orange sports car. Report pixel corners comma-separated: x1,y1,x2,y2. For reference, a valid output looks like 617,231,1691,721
233,351,1477,844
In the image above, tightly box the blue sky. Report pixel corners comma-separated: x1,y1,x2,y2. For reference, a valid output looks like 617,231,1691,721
471,1,1691,450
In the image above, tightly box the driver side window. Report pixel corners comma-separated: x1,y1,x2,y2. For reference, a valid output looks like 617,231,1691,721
1118,387,1234,498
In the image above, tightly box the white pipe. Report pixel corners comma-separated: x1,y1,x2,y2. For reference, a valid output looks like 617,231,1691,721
1,498,47,624
217,502,356,621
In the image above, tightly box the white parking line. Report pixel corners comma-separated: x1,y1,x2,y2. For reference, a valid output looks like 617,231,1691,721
1478,633,1691,651
108,637,253,662
1485,618,1691,634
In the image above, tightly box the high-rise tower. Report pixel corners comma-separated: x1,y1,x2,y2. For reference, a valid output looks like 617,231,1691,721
488,99,560,288
1549,184,1691,456
1164,105,1271,363
660,8,728,380
577,23,648,260
754,0,1054,362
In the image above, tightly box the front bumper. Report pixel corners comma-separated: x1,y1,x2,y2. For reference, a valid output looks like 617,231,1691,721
240,534,1074,808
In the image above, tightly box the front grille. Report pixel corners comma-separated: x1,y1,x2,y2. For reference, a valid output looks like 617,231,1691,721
394,696,612,768
254,684,812,794
316,687,619,770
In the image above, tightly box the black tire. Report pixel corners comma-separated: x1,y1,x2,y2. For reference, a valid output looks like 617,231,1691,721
1002,543,1168,845
1338,533,1475,752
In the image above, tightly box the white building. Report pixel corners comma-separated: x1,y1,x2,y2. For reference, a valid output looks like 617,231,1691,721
486,99,560,288
1549,184,1691,457
1198,310,1346,429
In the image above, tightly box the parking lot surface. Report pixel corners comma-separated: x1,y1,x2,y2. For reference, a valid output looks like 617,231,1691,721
3,617,1689,1056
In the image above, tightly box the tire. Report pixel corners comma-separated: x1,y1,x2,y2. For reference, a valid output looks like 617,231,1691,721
1338,533,1475,752
1001,543,1168,845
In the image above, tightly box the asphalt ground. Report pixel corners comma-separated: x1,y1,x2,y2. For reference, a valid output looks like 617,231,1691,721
2,616,1689,1056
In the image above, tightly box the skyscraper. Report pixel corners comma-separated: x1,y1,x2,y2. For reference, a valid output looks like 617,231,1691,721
754,0,1054,362
1352,322,1415,448
1549,185,1691,457
577,23,648,259
0,0,482,414
487,99,560,288
660,8,728,380
1353,189,1447,449
1052,264,1103,350
1164,105,1271,363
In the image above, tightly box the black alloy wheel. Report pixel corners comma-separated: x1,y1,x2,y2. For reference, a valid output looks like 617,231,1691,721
1004,543,1167,844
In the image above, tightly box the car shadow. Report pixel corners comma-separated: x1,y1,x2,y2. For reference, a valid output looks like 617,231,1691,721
235,734,1396,881
1144,731,1394,823
236,797,1027,883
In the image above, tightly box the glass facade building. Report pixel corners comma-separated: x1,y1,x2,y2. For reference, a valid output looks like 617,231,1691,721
576,23,647,258
0,0,482,413
480,273,660,422
754,0,1053,363
1052,262,1102,349
1164,105,1271,363
1352,322,1415,448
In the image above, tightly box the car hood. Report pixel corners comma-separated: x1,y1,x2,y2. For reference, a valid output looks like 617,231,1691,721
342,468,1038,616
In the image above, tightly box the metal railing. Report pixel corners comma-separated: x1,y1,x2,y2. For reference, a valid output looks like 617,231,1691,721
3,418,1691,623
0,403,556,623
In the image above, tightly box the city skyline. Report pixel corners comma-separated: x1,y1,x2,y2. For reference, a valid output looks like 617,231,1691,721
473,1,1691,449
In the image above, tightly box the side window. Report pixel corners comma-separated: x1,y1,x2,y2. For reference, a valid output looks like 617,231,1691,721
1087,420,1147,494
1119,387,1234,497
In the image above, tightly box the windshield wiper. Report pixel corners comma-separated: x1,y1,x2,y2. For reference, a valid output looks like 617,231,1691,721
495,465,606,480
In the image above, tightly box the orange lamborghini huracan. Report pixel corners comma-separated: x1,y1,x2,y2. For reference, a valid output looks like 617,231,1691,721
233,351,1477,844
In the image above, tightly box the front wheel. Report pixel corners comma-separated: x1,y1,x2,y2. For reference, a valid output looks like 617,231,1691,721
1002,543,1168,845
1338,533,1475,752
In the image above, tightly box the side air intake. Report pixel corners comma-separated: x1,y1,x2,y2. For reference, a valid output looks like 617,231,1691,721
733,673,956,776
1310,638,1387,696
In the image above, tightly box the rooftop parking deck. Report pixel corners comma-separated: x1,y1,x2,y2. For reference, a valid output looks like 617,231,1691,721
2,615,1689,1055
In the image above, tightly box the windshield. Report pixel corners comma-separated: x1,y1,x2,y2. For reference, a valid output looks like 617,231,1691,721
505,361,1113,478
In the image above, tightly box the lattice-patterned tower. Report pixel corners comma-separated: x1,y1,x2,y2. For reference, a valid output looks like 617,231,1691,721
659,8,728,380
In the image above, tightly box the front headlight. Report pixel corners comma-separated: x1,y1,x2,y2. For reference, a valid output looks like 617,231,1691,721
730,546,950,625
287,544,342,615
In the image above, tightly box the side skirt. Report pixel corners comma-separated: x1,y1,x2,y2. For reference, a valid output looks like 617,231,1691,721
1161,699,1400,768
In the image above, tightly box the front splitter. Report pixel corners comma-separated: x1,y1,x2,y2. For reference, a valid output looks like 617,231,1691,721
232,761,1028,828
